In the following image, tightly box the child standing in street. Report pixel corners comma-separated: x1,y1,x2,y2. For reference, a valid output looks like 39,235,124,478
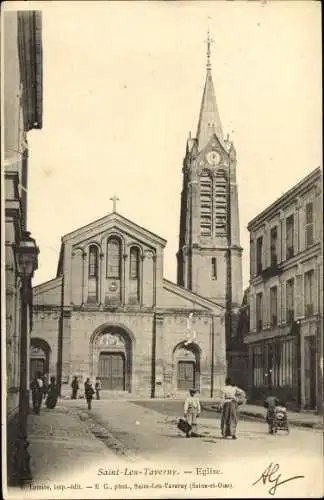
184,389,201,438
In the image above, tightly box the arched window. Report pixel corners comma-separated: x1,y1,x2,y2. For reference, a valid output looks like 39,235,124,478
107,238,121,278
129,246,140,304
129,247,139,279
88,245,99,278
88,245,99,303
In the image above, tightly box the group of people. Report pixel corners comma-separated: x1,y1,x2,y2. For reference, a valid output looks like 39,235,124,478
30,372,58,414
183,377,246,439
71,376,102,409
30,373,102,413
183,377,285,439
31,372,282,435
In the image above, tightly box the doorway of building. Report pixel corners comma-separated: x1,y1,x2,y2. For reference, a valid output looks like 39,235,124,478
29,339,51,382
98,352,125,390
304,336,316,409
177,361,195,391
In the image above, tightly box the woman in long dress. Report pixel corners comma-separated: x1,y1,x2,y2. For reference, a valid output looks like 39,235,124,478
220,377,246,439
45,376,58,409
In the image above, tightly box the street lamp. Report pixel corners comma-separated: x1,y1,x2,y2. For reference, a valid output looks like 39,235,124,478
13,231,39,483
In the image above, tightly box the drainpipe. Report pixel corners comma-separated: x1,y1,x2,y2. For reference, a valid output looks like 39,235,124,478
210,316,215,398
151,253,157,398
296,320,302,409
57,263,65,396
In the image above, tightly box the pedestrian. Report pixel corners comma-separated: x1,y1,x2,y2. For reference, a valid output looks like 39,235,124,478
95,378,102,400
220,377,245,440
45,376,58,409
30,371,44,415
84,378,95,410
184,389,201,438
42,374,49,400
264,388,280,434
71,375,79,400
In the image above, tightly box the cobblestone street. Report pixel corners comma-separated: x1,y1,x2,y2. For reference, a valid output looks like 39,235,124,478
7,398,321,499
66,399,322,463
27,404,117,482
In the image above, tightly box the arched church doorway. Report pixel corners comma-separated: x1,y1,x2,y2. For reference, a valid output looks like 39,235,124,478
90,324,133,392
30,338,51,381
173,342,201,392
98,350,125,391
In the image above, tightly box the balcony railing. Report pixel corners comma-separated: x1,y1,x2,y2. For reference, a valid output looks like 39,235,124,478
261,264,282,281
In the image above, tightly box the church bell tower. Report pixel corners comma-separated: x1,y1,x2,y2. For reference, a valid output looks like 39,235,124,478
177,33,243,308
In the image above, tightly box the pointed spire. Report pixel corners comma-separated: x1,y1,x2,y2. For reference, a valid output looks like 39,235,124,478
196,31,224,151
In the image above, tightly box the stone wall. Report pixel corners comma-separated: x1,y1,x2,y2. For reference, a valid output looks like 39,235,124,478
65,310,155,397
158,312,225,398
32,309,60,378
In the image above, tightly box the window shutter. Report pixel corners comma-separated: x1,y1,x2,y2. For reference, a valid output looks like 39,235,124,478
306,202,313,223
264,288,269,328
280,281,286,324
295,274,303,319
263,229,268,269
250,240,255,277
305,202,314,248
313,267,318,314
250,293,255,332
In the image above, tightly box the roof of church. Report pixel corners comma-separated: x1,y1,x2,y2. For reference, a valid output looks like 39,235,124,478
33,275,62,293
196,66,224,151
61,211,167,246
163,278,225,312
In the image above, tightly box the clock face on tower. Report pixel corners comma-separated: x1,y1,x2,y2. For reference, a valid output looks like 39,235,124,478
206,150,221,165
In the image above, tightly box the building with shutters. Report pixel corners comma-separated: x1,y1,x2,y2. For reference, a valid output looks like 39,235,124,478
3,9,43,482
4,9,42,416
245,167,323,410
31,35,243,399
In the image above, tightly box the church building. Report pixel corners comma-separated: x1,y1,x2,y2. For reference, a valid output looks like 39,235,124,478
31,36,243,398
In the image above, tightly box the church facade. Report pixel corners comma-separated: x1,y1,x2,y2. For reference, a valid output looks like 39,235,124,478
31,38,243,398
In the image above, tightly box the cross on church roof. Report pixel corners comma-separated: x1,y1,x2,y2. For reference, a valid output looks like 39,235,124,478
110,195,119,213
205,28,215,70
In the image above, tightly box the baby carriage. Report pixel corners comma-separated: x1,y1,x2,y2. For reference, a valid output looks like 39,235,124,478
271,406,289,434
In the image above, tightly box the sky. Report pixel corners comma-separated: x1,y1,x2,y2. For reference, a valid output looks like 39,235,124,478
14,1,322,288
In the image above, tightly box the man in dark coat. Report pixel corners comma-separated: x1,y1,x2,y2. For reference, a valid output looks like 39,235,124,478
71,376,79,400
84,378,95,410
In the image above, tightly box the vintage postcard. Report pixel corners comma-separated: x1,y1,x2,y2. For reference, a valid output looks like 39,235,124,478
2,0,323,498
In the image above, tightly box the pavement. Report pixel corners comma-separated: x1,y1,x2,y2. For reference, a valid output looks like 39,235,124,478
26,404,117,482
62,393,323,430
58,398,323,457
5,398,323,499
